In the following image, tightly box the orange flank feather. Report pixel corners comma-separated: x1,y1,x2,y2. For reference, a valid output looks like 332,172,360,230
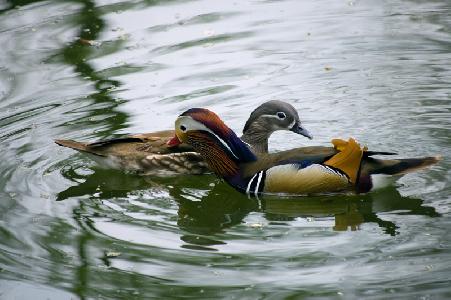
324,138,364,184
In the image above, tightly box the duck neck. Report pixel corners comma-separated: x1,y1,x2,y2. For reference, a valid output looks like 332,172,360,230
199,146,263,196
192,130,257,180
241,124,272,154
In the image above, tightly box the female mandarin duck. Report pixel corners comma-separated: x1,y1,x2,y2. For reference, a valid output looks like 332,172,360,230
168,108,440,195
55,100,312,175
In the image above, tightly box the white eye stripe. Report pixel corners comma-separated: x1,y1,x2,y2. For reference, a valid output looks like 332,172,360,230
177,116,239,159
261,113,287,120
260,114,281,120
261,114,298,129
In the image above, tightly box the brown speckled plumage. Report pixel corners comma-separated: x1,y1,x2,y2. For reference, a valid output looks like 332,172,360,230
55,101,312,175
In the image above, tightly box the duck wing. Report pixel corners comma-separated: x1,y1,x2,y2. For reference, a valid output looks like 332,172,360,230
242,146,339,177
242,141,362,195
262,163,351,194
55,130,195,157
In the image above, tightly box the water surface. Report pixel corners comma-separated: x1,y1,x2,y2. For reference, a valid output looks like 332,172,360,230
0,0,450,299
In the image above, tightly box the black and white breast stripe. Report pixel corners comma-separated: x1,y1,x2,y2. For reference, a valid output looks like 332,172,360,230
245,171,266,197
320,165,350,181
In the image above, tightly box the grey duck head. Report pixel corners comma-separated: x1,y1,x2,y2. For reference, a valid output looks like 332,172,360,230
241,100,313,153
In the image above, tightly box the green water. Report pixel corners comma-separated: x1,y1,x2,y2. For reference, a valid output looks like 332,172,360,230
0,0,450,299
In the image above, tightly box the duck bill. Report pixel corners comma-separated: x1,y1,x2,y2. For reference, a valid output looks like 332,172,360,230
290,123,313,140
167,135,182,147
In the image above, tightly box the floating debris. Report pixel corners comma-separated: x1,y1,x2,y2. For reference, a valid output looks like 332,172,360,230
105,251,121,258
249,223,263,228
79,38,101,47
203,29,215,37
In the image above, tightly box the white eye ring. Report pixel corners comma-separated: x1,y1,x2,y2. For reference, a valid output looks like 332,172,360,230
180,124,187,132
276,112,286,120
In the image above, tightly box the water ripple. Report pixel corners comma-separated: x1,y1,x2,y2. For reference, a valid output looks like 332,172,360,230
0,0,450,298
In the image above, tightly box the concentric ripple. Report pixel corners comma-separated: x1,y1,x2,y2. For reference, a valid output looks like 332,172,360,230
0,0,450,299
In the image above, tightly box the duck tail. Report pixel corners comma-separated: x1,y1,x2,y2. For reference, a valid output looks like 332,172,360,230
356,155,441,193
362,156,441,176
55,139,89,152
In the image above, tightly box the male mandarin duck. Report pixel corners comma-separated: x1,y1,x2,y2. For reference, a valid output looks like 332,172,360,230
168,108,440,195
55,100,312,175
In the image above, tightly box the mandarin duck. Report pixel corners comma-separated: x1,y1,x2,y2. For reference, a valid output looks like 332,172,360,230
168,108,440,195
55,100,312,175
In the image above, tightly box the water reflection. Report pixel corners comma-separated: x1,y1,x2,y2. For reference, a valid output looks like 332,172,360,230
57,166,441,250
55,1,128,137
1,0,450,298
38,0,128,298
263,188,441,236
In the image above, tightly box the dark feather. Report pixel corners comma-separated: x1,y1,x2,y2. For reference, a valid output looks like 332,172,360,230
88,137,145,148
362,156,441,176
227,131,257,163
242,146,338,177
363,151,398,157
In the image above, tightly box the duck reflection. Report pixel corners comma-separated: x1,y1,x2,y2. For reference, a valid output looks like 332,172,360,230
261,188,440,236
57,166,441,253
57,166,154,201
174,182,440,239
174,183,256,251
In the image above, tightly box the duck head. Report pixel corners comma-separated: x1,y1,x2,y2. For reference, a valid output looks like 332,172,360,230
168,108,257,177
243,100,313,140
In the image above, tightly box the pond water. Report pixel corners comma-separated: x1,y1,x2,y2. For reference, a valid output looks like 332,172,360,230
0,0,450,299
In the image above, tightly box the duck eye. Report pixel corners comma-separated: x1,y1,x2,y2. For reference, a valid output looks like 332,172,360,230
276,112,286,120
180,125,187,132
